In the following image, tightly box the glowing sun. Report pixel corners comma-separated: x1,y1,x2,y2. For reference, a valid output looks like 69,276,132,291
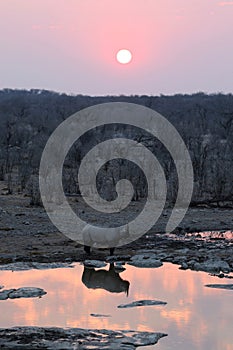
116,49,132,64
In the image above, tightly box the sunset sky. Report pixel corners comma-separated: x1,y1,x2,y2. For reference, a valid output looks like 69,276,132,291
0,0,232,95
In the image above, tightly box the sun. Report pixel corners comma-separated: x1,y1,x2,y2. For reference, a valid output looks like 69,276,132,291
116,49,132,64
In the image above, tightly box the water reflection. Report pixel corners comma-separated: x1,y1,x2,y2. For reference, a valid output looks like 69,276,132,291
165,230,233,242
0,263,232,350
82,263,130,296
187,230,233,241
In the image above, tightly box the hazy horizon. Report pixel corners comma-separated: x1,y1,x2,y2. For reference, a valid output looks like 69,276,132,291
1,88,233,98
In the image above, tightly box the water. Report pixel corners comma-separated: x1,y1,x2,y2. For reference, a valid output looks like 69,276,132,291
162,230,233,242
0,262,232,349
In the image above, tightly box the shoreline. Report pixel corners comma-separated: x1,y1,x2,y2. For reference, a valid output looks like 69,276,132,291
0,191,232,274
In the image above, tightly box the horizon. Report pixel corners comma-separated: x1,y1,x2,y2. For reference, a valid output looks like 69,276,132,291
1,88,232,98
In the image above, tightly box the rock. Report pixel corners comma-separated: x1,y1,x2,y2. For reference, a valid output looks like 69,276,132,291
23,221,30,225
193,259,230,273
117,299,167,308
0,327,167,349
164,257,174,262
219,261,230,273
0,262,74,271
218,201,233,208
83,260,107,268
218,273,225,278
180,262,188,270
106,255,131,263
209,272,233,279
193,262,201,271
156,253,169,260
90,313,111,317
0,289,16,300
205,284,233,290
0,287,46,300
173,256,186,264
187,259,198,267
9,287,47,299
128,254,163,268
34,262,75,270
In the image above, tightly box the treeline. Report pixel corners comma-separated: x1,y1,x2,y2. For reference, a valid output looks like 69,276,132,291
0,89,232,207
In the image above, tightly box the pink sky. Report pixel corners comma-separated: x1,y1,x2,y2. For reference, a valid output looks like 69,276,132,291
0,0,232,95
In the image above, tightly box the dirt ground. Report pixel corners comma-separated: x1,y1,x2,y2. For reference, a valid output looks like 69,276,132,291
0,180,232,272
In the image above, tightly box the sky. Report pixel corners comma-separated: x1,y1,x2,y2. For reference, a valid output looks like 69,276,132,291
0,0,232,96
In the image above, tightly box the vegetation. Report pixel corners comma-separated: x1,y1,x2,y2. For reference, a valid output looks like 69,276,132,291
0,89,232,207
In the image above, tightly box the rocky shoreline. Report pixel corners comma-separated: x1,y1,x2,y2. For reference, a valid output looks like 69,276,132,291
0,192,233,275
0,327,167,349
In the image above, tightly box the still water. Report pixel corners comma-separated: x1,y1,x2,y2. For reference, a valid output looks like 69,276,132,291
0,262,232,350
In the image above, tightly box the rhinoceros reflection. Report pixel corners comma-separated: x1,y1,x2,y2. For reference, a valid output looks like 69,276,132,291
81,264,130,296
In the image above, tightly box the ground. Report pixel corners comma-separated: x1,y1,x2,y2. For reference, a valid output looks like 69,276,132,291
0,183,232,274
0,183,233,348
